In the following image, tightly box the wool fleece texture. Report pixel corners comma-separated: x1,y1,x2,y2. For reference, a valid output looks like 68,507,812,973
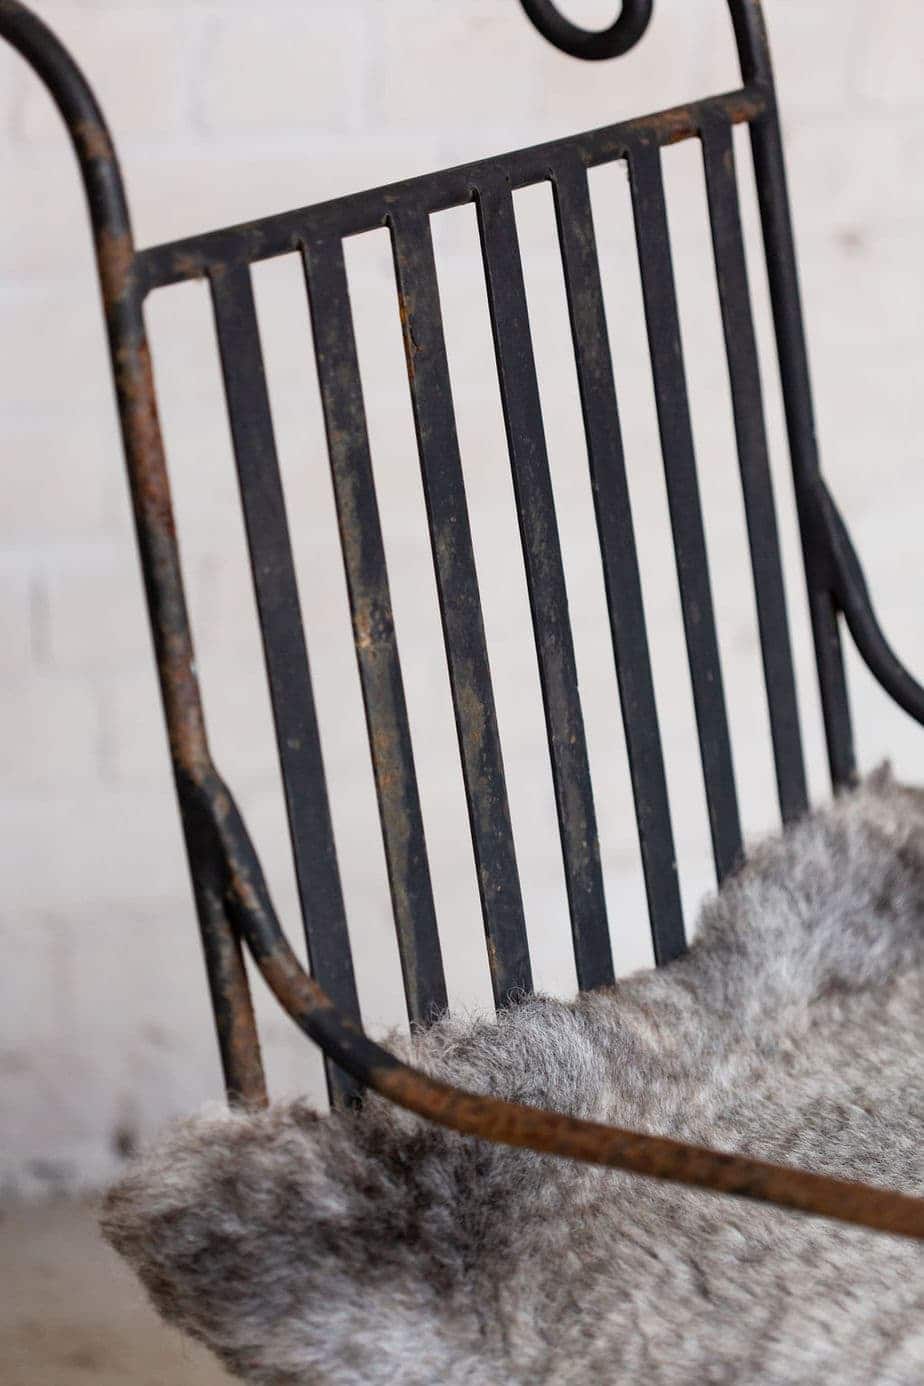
103,768,924,1384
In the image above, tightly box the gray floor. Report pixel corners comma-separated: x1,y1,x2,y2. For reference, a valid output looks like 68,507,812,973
1,1198,230,1385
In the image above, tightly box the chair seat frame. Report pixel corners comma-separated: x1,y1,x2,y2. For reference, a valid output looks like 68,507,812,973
4,0,924,1238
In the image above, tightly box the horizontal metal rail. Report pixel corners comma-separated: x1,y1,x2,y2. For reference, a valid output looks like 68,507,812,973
134,87,768,294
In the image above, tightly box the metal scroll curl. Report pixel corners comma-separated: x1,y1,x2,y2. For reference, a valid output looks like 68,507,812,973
519,0,653,60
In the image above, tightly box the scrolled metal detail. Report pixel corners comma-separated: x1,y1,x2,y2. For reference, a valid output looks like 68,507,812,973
519,0,653,60
813,480,924,728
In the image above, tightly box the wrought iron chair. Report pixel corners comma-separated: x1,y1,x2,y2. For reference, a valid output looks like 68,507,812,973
5,0,924,1239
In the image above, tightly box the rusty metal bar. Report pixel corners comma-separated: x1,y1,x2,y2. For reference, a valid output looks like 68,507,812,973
552,154,685,964
0,0,267,1109
301,234,447,1025
181,803,268,1106
389,210,533,1006
628,136,743,881
476,179,614,991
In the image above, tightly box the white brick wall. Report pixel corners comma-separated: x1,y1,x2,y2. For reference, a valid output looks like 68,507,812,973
14,8,190,140
3,0,924,1198
199,11,368,134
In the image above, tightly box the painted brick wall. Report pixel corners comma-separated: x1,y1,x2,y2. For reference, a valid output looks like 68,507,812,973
3,0,924,1197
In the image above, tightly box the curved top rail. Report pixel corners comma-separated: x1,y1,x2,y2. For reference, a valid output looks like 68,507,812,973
0,0,132,246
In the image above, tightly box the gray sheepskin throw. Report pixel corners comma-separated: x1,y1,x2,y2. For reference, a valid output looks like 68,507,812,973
103,768,924,1384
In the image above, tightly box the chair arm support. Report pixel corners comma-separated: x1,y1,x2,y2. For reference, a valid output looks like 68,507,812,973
211,768,924,1240
813,480,924,727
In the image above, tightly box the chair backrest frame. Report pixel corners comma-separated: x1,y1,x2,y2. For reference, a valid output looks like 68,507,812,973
5,0,924,1235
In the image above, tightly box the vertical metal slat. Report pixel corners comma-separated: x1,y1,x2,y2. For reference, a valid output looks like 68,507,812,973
628,138,743,882
476,179,614,990
552,156,685,965
701,119,808,824
746,107,855,790
210,261,361,1105
301,236,447,1026
389,211,533,1005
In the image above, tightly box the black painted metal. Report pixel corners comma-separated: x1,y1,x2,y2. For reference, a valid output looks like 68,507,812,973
131,90,766,295
744,99,858,790
551,154,685,964
477,179,614,991
628,138,743,882
700,118,808,824
390,211,533,1006
210,262,362,1106
519,0,652,61
301,236,447,1026
814,479,924,728
6,0,924,1134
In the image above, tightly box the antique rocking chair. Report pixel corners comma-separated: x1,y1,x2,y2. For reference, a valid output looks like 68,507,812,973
5,0,924,1240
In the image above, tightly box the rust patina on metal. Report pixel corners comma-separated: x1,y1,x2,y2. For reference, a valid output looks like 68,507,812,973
0,0,267,1109
6,0,924,1242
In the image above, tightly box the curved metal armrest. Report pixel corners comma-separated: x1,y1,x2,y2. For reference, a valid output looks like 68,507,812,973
814,480,924,727
204,774,924,1241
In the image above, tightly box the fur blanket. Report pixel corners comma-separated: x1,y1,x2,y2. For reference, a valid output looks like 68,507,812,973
103,768,924,1384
